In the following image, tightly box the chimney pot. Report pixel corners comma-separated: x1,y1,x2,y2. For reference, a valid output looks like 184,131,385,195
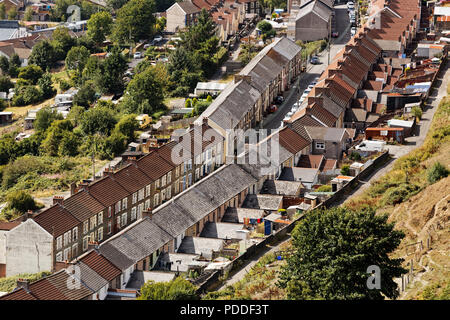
53,196,64,205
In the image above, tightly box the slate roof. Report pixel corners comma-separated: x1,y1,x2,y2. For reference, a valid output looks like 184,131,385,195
199,222,245,239
176,1,201,14
152,164,257,238
76,262,109,293
261,179,304,196
177,236,225,255
279,167,319,183
304,126,348,142
222,207,266,223
98,217,172,270
242,194,283,211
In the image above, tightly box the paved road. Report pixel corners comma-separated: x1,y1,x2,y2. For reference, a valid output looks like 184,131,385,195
263,4,351,130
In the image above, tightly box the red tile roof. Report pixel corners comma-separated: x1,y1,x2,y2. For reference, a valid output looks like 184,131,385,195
278,127,310,154
113,163,153,193
0,220,20,231
137,151,175,180
33,204,80,238
0,288,37,300
62,189,105,223
297,154,324,169
87,176,130,207
28,278,68,300
80,250,121,282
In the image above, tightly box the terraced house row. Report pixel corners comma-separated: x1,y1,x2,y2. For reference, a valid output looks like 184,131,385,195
0,121,226,278
0,125,313,300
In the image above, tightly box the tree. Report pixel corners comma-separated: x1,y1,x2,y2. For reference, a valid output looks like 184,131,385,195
123,66,164,114
180,9,216,51
41,119,74,156
6,190,38,215
80,106,117,136
95,46,127,94
34,107,63,132
340,165,350,176
138,277,199,300
51,26,76,60
0,55,9,74
113,0,156,43
66,105,85,126
114,114,138,142
411,105,422,120
12,86,42,106
29,40,57,71
0,75,13,92
38,72,56,99
18,65,44,85
65,46,90,73
257,20,273,33
73,81,97,108
8,53,21,77
0,3,5,19
24,6,34,21
87,11,113,45
279,207,407,300
106,0,128,10
427,162,449,184
7,7,17,20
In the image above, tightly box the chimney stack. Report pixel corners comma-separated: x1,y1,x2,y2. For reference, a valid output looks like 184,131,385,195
16,279,30,291
70,182,77,196
127,157,137,165
22,210,34,222
53,195,64,206
103,167,115,177
88,241,99,251
143,209,153,220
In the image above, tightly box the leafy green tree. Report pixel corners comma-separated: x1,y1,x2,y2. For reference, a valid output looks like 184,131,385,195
105,131,127,157
41,119,74,156
12,86,42,106
38,72,56,99
427,162,449,184
81,55,101,82
7,7,17,20
87,11,113,45
0,3,5,19
411,106,422,120
80,106,117,136
0,55,9,74
278,207,407,300
0,136,19,165
34,106,64,132
18,65,43,85
106,0,128,10
73,81,97,108
180,9,216,52
113,0,156,43
65,46,90,73
66,105,85,126
59,130,81,156
115,114,138,142
95,46,127,94
6,190,38,214
340,164,350,176
8,54,21,77
0,75,13,92
138,277,199,300
123,66,164,114
29,40,57,71
51,27,76,60
24,6,34,21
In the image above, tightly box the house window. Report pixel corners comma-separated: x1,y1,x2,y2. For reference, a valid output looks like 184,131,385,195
138,188,144,201
56,251,63,262
131,207,137,220
138,203,143,219
83,221,89,234
90,231,96,242
145,184,151,197
196,155,201,165
56,236,62,250
166,187,171,200
98,212,103,224
174,179,179,194
155,179,160,189
315,142,325,150
161,175,166,187
144,199,150,211
108,221,112,234
187,159,192,170
72,244,78,258
132,192,137,204
72,227,78,242
63,248,70,261
108,206,112,217
195,168,200,180
64,231,71,247
90,216,97,230
188,173,192,186
154,193,159,207
161,189,166,201
167,173,171,184
115,201,121,213
83,236,89,251
116,216,121,229
122,198,127,210
121,213,127,227
98,227,103,241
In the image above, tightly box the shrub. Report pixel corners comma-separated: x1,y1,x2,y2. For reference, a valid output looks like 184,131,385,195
340,165,350,176
59,79,71,91
411,106,423,120
138,277,198,300
316,185,332,192
427,162,449,184
381,183,421,206
349,151,362,161
5,190,38,214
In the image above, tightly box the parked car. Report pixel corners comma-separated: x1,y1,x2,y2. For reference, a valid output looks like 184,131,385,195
269,105,278,113
153,35,163,42
275,95,284,104
347,1,354,10
310,56,320,64
331,31,339,38
133,52,143,59
351,27,356,36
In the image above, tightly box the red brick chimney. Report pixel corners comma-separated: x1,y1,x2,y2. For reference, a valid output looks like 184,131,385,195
53,195,64,205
